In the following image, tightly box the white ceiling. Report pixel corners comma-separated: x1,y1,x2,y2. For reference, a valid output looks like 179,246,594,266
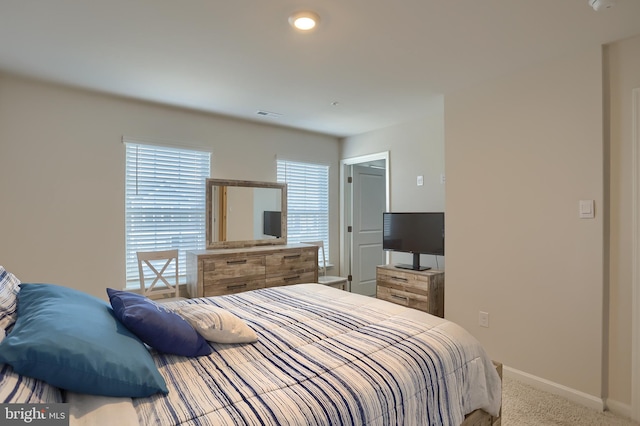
1,1,640,137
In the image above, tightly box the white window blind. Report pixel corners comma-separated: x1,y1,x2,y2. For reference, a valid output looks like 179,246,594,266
124,141,210,287
277,159,330,261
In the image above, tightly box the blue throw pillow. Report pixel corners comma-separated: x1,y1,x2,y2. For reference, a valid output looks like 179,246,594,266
107,289,211,357
0,283,168,397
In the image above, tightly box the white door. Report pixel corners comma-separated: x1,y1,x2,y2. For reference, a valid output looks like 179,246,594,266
350,164,386,296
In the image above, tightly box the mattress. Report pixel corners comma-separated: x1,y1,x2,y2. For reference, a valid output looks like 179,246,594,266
69,284,501,425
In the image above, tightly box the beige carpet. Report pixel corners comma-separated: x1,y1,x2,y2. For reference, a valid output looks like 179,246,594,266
502,377,639,426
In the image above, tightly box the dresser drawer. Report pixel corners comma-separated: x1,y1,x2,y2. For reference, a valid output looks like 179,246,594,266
376,268,433,296
265,271,317,288
376,285,431,311
204,279,264,297
203,255,265,285
265,249,317,276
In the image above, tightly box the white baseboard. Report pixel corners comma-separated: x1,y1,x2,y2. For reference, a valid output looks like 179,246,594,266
503,366,604,412
605,398,632,420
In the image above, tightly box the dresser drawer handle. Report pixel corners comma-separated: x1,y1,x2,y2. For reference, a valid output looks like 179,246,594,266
283,275,301,281
226,284,247,290
390,293,409,303
390,276,408,283
227,259,248,265
284,254,301,259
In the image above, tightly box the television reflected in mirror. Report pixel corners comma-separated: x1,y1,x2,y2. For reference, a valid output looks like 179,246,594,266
206,179,287,249
263,211,282,238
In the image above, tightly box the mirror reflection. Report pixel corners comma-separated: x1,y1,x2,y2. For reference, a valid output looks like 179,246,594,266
206,179,287,249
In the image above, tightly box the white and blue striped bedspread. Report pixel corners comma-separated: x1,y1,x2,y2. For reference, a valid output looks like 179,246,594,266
132,284,501,426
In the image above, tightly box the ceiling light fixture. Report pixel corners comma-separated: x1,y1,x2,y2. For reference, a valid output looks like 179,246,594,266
288,11,320,32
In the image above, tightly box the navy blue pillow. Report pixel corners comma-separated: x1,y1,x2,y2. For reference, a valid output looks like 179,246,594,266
0,283,168,397
107,289,211,357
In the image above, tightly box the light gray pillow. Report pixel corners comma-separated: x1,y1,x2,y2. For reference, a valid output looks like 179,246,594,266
175,304,258,344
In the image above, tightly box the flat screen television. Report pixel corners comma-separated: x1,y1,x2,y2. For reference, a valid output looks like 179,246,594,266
382,212,444,271
263,211,282,238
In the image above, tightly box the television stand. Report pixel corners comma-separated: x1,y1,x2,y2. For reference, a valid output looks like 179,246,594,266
395,263,431,271
375,265,444,317
395,253,430,271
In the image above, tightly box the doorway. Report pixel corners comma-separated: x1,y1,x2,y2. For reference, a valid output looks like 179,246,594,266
340,152,390,296
632,88,640,422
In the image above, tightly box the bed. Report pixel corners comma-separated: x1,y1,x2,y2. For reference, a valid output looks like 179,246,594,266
0,265,501,426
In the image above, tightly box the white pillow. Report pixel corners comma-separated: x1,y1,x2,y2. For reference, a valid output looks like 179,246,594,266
175,304,258,344
0,266,21,333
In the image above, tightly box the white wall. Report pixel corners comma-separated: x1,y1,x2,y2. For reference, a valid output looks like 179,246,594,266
342,35,640,414
0,73,340,300
341,109,446,270
445,47,604,398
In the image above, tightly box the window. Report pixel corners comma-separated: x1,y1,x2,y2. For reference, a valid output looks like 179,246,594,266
124,141,211,288
277,159,330,260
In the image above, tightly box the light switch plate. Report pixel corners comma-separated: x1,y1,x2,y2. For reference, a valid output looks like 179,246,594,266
417,175,424,186
479,311,489,328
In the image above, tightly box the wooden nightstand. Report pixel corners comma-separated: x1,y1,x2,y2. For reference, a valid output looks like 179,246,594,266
376,264,444,317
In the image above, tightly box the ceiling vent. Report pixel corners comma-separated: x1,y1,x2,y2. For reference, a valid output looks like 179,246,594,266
256,110,283,118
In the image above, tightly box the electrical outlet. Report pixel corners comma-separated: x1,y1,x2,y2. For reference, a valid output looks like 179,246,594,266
479,311,489,328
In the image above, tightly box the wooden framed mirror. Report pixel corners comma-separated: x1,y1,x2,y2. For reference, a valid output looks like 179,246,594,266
206,179,287,249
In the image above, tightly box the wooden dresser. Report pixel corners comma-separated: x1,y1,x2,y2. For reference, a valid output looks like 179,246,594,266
186,243,318,298
376,264,444,317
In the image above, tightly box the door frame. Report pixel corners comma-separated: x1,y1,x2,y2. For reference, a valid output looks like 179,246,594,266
632,88,640,421
339,151,390,289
